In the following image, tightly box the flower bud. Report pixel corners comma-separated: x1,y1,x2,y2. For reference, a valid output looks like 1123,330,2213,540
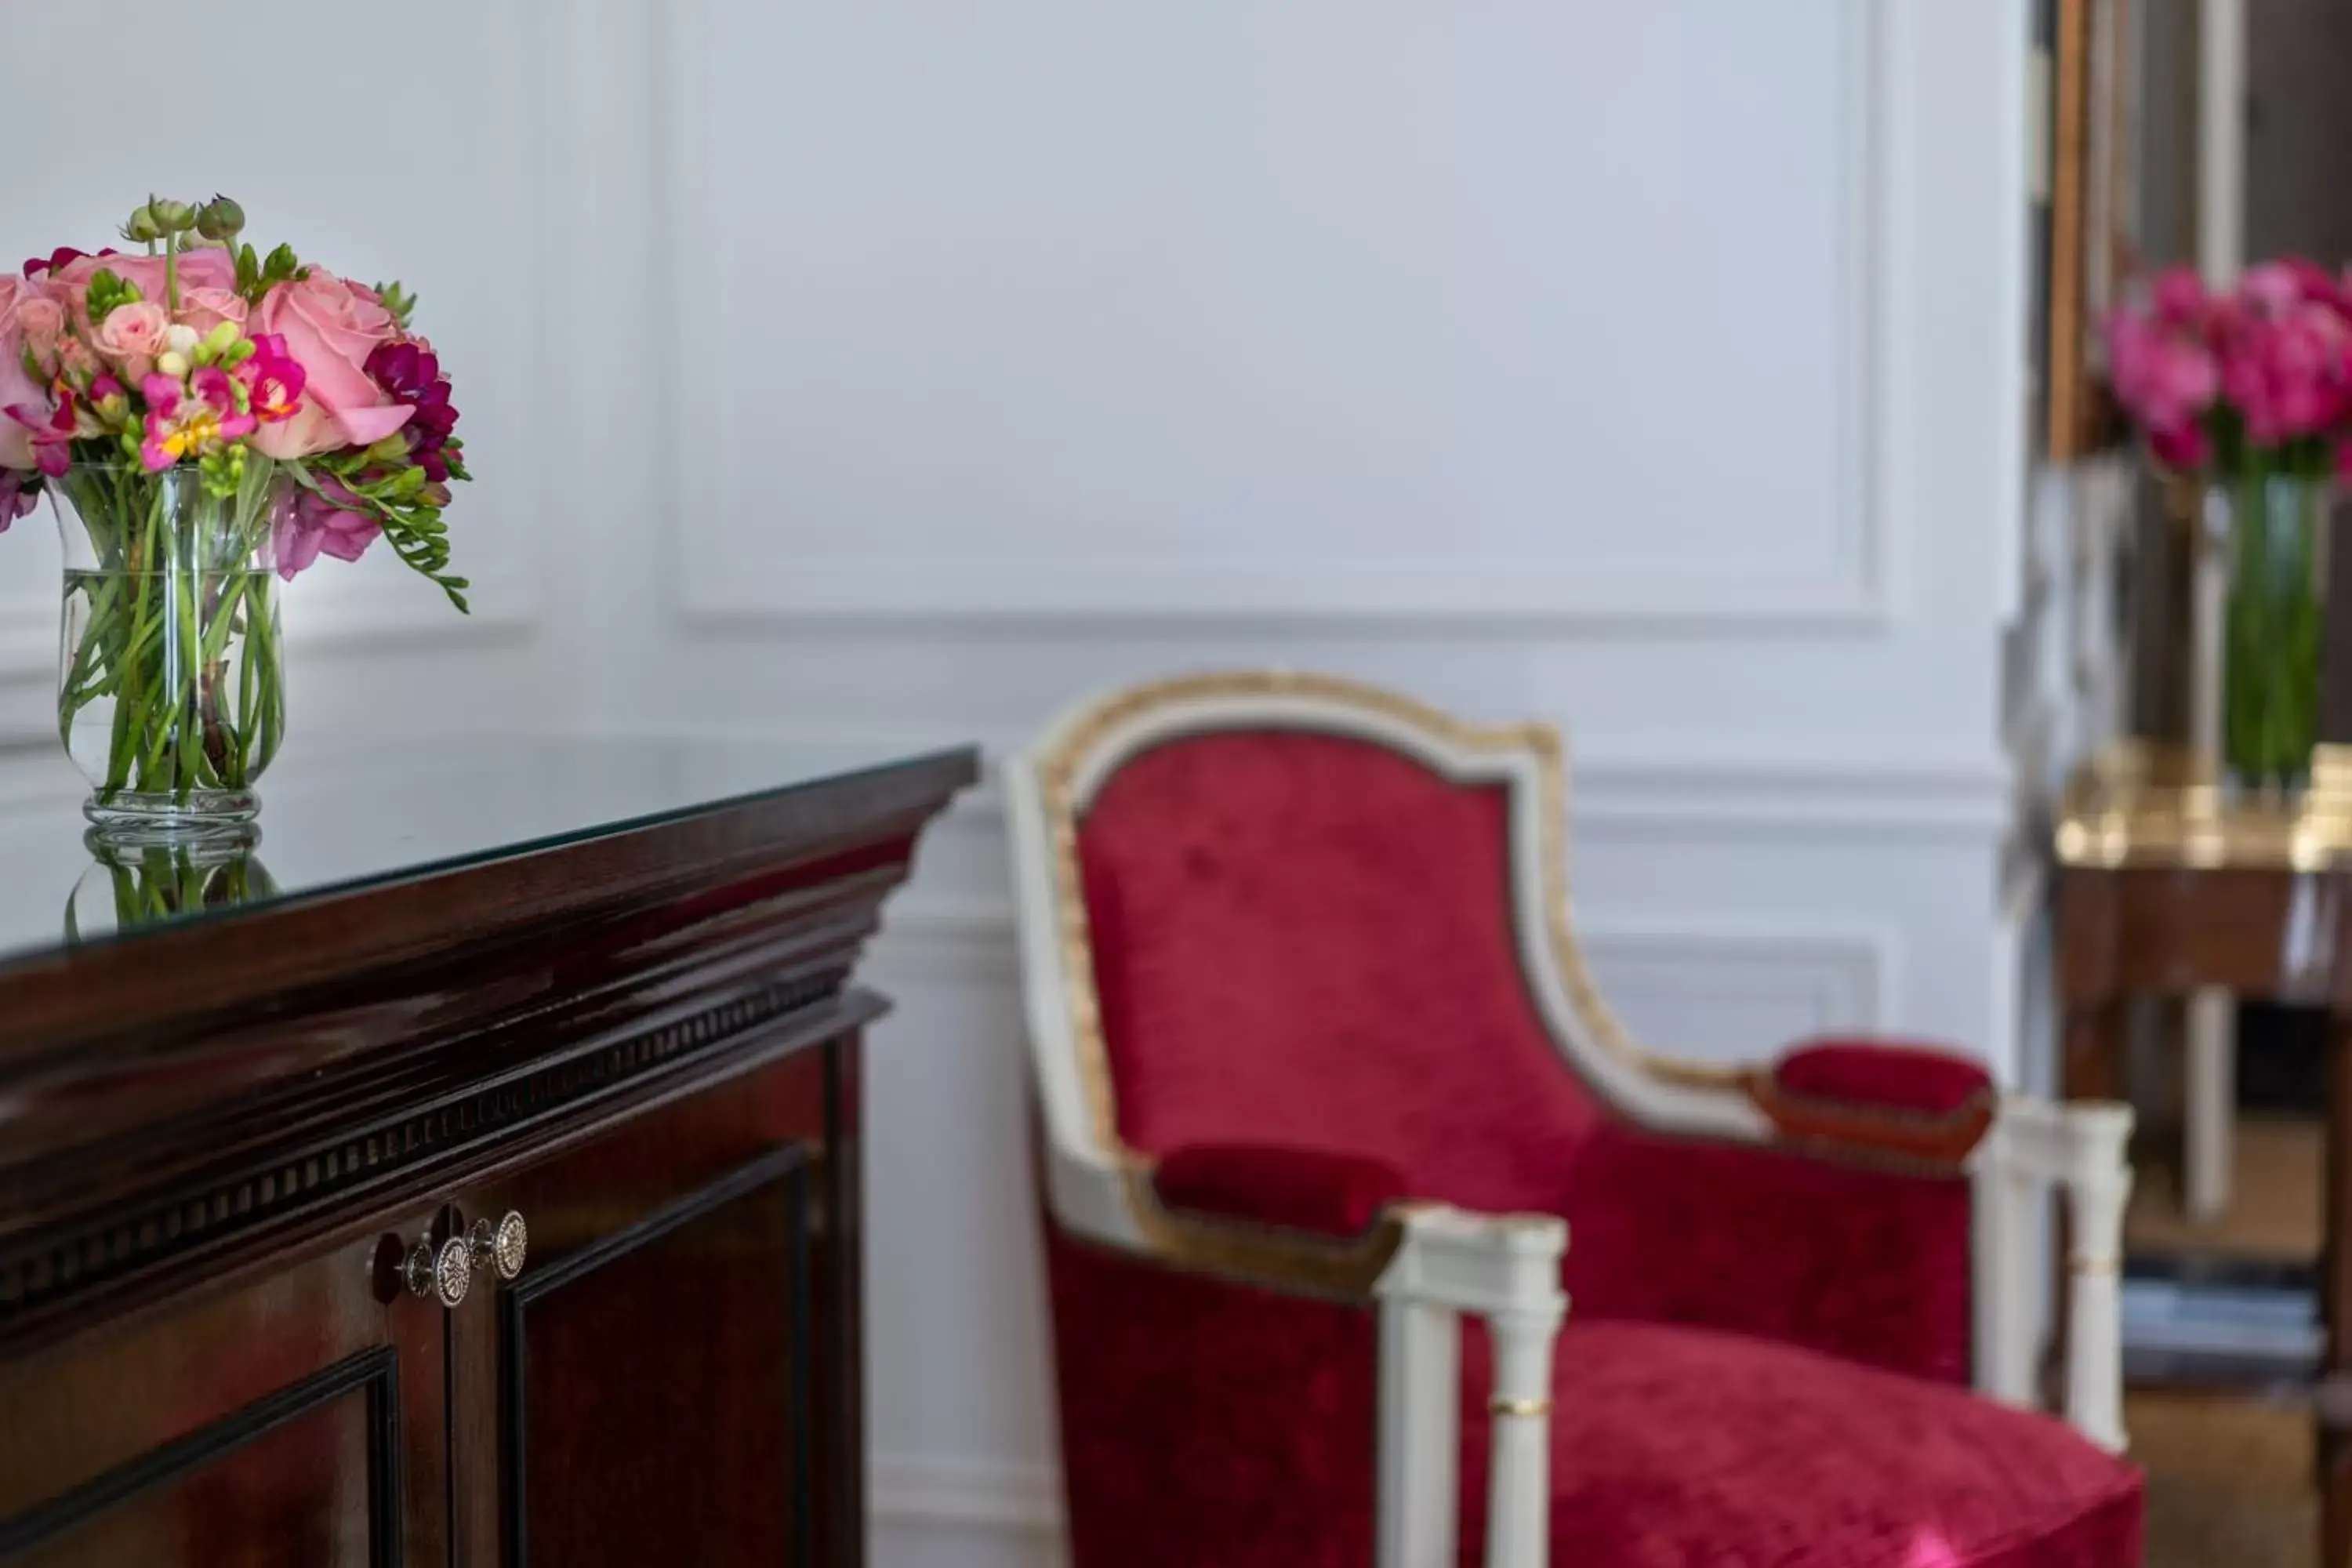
195,195,245,241
121,205,162,245
163,324,200,357
149,198,196,234
155,350,191,380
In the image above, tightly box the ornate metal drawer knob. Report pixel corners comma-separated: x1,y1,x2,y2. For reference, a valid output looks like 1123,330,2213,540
470,1210,528,1283
404,1233,472,1308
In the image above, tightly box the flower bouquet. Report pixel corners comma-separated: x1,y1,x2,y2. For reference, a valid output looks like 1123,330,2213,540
2105,261,2352,788
0,194,469,839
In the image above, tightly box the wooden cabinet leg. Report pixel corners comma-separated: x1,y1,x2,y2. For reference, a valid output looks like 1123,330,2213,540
2324,1014,2352,1566
2325,1432,2352,1568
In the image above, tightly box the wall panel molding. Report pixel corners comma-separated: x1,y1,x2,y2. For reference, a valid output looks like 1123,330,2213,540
666,0,1901,633
874,903,1895,1050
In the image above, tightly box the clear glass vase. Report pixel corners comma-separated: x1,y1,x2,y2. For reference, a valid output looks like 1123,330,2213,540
64,828,276,942
2211,469,2331,792
51,462,290,843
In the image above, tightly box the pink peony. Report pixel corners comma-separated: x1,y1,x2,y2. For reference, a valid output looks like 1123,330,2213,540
93,300,170,379
248,270,412,459
176,287,247,337
0,277,45,470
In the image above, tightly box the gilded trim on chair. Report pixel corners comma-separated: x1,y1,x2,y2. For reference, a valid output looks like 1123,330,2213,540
1120,1161,1413,1302
1031,670,1743,1166
1489,1396,1553,1419
1741,1068,1997,1167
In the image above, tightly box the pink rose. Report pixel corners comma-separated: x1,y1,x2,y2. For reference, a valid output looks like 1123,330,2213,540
0,277,45,470
93,301,171,379
16,294,64,362
53,248,235,332
176,287,248,337
248,269,412,460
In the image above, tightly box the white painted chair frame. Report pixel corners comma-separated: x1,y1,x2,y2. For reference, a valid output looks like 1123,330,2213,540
1007,673,2135,1568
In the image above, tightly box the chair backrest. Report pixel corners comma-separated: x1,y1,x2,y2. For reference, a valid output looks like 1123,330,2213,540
1011,673,1744,1222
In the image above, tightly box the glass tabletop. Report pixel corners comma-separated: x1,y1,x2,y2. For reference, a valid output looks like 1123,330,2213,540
0,735,967,971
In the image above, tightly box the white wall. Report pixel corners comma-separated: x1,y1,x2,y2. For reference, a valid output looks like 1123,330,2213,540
0,3,2034,1564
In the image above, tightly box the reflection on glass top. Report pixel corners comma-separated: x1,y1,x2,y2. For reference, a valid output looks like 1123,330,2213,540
0,736,964,971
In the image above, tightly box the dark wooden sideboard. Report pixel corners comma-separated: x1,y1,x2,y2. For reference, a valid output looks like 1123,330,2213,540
0,742,976,1567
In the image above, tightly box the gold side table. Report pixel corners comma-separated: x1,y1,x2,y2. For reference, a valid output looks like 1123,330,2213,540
2056,743,2352,1566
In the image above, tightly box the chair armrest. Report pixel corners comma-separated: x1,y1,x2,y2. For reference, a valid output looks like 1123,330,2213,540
1973,1095,2134,1451
1152,1142,1412,1239
1745,1036,1997,1163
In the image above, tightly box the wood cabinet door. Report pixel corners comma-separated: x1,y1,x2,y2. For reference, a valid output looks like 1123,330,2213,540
448,1036,856,1568
0,1207,451,1567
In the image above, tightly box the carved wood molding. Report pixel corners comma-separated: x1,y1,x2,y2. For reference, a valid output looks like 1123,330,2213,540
0,969,873,1352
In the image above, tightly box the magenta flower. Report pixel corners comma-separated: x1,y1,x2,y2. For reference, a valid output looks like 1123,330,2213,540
2107,307,2219,435
365,341,460,482
2219,303,2352,445
20,245,114,281
0,467,35,532
87,374,127,421
138,365,256,471
2241,259,2346,319
6,383,78,477
2148,266,2211,328
273,477,380,579
238,333,307,426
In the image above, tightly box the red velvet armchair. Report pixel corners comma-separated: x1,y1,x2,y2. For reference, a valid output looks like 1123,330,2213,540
1007,673,2143,1568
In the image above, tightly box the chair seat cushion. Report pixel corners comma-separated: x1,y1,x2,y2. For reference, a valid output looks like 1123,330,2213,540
1460,1319,2141,1568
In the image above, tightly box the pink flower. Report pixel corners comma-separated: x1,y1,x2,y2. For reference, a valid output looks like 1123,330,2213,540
93,300,170,379
138,365,256,471
2149,266,2211,328
2241,262,2308,317
7,382,79,477
16,294,64,364
0,466,34,532
248,270,412,459
273,477,380,579
22,246,113,280
2152,423,2213,469
2107,306,2220,436
176,286,248,337
2220,302,2352,445
52,248,235,332
238,333,307,425
0,277,48,470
